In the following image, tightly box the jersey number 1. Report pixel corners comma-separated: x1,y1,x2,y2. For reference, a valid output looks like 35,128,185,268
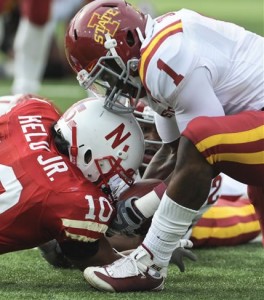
157,59,184,86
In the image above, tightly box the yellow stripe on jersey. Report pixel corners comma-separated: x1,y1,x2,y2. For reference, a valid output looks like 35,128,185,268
192,220,260,239
62,218,108,233
139,21,183,80
202,204,256,218
64,231,97,243
206,151,264,165
195,125,264,152
195,125,264,164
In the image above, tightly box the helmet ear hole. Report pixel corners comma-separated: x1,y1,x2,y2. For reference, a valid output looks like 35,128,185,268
126,30,135,47
74,29,78,40
84,149,92,164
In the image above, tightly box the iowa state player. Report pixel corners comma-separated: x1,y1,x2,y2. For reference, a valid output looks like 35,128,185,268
0,94,144,270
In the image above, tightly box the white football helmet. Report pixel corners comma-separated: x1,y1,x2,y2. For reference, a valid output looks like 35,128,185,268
55,97,145,190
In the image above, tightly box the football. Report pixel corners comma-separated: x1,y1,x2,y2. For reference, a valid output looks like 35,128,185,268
118,178,163,201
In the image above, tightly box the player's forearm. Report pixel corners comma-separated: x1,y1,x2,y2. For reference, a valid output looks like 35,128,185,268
143,141,179,182
166,137,213,210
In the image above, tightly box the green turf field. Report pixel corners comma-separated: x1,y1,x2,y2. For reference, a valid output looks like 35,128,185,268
0,78,86,112
0,243,263,300
0,1,263,299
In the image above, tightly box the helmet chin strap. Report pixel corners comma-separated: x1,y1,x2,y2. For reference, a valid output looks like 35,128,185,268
70,125,78,165
104,33,124,70
135,26,145,43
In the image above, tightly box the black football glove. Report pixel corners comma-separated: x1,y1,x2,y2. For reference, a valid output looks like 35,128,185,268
170,239,197,272
107,197,146,237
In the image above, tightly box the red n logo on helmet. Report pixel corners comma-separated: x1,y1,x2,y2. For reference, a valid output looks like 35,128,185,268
105,123,131,149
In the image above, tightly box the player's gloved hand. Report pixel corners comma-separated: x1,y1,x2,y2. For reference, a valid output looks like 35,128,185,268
106,197,146,237
170,239,197,272
38,239,75,269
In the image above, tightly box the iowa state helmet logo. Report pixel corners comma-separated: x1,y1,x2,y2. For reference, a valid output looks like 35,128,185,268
88,9,120,45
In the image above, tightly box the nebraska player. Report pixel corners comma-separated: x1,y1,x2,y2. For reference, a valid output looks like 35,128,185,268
0,94,144,269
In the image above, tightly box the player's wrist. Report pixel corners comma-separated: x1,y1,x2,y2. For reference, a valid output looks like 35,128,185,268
134,182,167,218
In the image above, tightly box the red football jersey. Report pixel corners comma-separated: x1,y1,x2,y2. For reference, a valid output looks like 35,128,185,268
0,99,114,254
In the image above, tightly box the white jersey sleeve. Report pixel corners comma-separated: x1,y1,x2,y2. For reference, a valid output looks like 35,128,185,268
154,67,225,141
174,67,225,132
154,112,180,143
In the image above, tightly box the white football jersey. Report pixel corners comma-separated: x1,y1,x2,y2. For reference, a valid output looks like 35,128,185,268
139,9,264,141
